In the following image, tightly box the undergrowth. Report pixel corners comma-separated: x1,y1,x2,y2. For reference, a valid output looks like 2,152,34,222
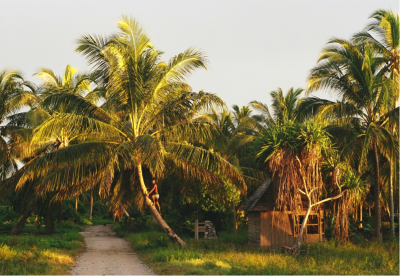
113,223,399,275
0,221,84,275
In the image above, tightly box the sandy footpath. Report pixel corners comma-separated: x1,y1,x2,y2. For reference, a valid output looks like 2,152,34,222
70,225,155,275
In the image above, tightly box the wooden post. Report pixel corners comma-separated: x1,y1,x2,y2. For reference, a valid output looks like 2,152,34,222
75,196,78,212
195,219,199,239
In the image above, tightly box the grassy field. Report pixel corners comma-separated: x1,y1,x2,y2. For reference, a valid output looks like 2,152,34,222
114,224,399,275
0,222,85,275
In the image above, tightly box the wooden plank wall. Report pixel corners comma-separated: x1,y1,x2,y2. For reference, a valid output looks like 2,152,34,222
260,211,295,250
248,212,260,247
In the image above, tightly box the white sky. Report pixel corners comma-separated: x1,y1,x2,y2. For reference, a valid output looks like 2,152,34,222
1,0,398,108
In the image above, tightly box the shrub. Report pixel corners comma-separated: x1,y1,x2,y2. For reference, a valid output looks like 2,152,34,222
92,201,112,218
0,206,19,222
0,206,19,234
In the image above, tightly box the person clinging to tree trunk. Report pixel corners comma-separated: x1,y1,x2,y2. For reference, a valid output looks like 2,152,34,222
146,178,161,214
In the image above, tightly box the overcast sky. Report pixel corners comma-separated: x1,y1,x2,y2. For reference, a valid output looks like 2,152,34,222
1,0,398,108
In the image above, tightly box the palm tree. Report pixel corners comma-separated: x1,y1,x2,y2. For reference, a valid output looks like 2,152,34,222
250,87,304,127
196,105,265,237
0,70,51,234
307,38,397,241
0,70,37,180
353,9,399,82
353,9,399,238
35,65,103,213
15,16,244,245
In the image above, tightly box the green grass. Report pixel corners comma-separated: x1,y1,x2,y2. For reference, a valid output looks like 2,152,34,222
90,216,115,225
0,221,85,275
114,224,399,275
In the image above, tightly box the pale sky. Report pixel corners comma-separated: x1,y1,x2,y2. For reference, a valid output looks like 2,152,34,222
1,0,398,108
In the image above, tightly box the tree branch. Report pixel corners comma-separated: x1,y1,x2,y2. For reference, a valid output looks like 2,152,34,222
297,188,307,195
311,190,346,207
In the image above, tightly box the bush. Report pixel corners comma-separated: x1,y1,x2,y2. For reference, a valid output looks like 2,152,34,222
0,206,19,222
61,199,92,225
131,215,152,230
62,199,88,218
0,206,19,234
92,201,112,218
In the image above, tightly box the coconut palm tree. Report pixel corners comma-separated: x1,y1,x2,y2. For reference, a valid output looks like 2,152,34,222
0,70,38,180
35,65,104,212
15,16,244,245
0,70,54,234
250,87,304,127
353,9,399,238
195,105,265,237
353,9,399,82
306,39,398,241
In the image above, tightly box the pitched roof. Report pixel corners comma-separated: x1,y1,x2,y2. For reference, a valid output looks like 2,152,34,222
241,177,272,211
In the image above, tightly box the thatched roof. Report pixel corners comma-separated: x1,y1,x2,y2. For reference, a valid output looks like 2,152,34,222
241,177,272,211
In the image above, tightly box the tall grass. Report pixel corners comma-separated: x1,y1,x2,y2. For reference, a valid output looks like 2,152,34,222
0,221,84,275
114,224,399,275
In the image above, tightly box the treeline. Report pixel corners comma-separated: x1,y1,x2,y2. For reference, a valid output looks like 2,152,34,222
0,10,398,245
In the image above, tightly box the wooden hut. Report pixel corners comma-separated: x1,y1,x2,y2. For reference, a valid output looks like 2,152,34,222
241,177,327,250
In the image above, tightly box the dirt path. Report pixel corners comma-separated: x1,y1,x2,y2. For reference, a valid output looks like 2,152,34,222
70,225,155,275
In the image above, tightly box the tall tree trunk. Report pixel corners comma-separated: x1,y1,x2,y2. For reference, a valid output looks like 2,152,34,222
389,158,395,238
137,164,185,246
75,196,78,212
373,142,382,241
58,201,63,226
9,207,33,235
151,214,157,224
389,122,396,239
359,202,363,228
45,207,55,234
232,197,237,239
90,190,93,220
355,206,358,222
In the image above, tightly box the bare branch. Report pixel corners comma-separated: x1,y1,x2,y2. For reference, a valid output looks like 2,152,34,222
311,190,346,207
297,188,307,195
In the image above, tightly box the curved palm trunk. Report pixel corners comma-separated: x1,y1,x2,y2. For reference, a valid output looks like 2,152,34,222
373,142,382,241
233,198,237,239
388,109,397,239
389,158,395,238
137,164,185,246
90,190,93,220
9,207,33,235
